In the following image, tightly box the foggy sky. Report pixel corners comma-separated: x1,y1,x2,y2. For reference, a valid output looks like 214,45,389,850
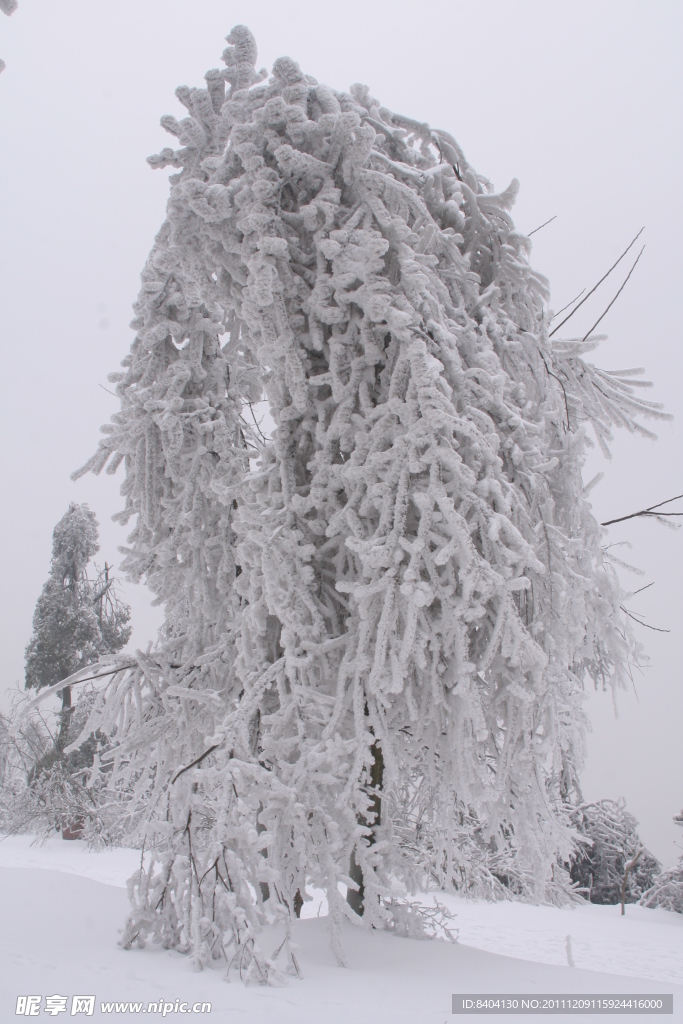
1,0,681,864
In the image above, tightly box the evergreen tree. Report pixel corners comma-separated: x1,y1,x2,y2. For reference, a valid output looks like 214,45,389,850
25,503,131,745
70,25,665,973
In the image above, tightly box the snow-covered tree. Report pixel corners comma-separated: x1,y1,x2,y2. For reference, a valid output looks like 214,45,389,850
67,25,665,971
568,799,659,905
24,504,131,837
25,503,131,731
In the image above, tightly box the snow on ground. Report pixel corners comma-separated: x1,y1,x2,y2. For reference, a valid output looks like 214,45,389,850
1,835,681,1023
0,834,143,888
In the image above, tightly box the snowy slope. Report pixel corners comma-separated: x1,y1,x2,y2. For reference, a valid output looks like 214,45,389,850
1,836,680,1023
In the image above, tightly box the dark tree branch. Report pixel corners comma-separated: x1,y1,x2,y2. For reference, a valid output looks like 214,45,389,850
601,493,683,527
580,246,645,343
549,227,645,337
551,288,586,321
630,582,654,597
528,214,557,237
171,744,219,784
621,608,670,633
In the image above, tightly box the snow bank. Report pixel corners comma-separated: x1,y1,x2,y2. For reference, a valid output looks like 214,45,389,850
0,837,680,1022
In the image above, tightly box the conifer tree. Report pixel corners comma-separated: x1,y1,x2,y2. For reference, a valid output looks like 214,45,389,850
25,503,131,745
68,26,665,972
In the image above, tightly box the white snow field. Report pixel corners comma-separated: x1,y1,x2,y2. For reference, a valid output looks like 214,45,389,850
1,836,680,1023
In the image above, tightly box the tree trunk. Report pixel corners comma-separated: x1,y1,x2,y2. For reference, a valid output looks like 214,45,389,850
56,684,72,752
346,739,384,917
58,685,83,839
62,820,84,840
620,848,642,915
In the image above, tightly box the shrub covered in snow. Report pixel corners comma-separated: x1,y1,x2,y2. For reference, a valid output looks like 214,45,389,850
568,799,660,905
640,811,683,914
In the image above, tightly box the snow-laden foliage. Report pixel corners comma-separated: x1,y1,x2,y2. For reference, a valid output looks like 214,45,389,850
67,25,665,970
568,799,660,905
640,811,683,914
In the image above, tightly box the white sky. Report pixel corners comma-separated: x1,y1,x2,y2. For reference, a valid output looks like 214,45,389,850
1,0,681,865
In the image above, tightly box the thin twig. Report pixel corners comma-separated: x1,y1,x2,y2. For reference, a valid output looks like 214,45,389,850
528,215,557,237
551,288,586,321
98,383,118,398
538,351,570,430
549,227,645,337
602,493,683,527
621,608,670,633
630,582,654,597
580,246,645,343
246,401,268,444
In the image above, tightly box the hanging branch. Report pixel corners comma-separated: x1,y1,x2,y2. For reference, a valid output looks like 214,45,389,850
20,662,137,717
549,227,645,337
601,493,683,527
620,607,669,634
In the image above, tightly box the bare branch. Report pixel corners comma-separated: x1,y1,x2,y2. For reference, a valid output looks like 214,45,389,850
527,214,557,237
621,607,669,633
552,288,586,321
601,493,683,527
549,227,645,337
580,246,645,343
629,582,654,597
